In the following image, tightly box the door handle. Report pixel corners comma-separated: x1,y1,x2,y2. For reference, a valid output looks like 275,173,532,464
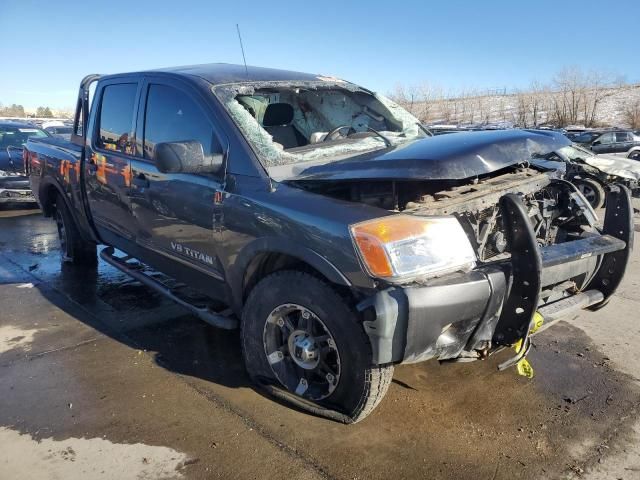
132,173,150,188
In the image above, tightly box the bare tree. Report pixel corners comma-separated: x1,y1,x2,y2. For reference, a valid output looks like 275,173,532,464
552,66,586,126
623,99,640,129
583,71,625,127
514,90,528,127
390,66,633,128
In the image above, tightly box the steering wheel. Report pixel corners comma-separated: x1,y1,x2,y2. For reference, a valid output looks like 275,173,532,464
323,125,355,142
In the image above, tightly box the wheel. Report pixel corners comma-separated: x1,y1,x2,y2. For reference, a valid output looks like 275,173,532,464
574,178,606,209
241,271,393,423
54,193,97,265
628,150,640,161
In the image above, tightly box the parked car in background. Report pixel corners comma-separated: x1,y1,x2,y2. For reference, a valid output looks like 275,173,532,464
626,145,640,161
41,120,66,130
565,131,585,141
572,131,605,146
575,130,640,155
43,124,73,140
0,121,49,205
537,143,640,208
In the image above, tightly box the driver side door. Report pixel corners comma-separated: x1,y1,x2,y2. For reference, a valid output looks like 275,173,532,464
129,78,228,290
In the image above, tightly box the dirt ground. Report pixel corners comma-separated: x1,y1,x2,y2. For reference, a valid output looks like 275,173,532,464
1,203,639,480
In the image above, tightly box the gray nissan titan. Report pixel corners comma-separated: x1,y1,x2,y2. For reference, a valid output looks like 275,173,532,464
24,64,633,423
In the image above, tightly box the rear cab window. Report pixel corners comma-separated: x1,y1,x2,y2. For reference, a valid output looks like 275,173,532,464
96,83,138,155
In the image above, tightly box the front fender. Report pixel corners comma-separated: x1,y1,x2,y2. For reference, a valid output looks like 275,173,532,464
228,237,352,311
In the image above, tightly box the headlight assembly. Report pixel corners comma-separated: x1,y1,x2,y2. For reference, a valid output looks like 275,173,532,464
350,215,476,282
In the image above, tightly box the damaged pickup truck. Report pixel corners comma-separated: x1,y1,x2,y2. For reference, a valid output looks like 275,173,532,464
25,64,633,423
536,143,640,209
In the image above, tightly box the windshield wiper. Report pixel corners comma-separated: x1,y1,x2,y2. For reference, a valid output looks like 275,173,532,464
367,127,393,148
416,123,434,137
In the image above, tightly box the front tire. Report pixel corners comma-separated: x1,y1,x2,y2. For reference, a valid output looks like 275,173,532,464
574,178,606,209
241,271,393,423
54,193,97,265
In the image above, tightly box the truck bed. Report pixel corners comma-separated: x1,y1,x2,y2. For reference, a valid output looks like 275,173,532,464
25,136,86,227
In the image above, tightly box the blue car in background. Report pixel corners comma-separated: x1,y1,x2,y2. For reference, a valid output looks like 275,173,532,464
0,121,49,205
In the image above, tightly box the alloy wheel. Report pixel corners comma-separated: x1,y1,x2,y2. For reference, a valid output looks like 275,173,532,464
576,183,596,204
263,303,341,401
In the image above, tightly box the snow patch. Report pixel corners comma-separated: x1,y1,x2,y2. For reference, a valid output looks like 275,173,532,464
0,324,39,353
0,427,189,479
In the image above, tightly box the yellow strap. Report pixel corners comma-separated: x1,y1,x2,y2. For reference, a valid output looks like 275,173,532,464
511,312,544,379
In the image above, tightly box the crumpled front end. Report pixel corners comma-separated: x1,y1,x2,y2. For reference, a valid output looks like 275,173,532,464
357,184,633,366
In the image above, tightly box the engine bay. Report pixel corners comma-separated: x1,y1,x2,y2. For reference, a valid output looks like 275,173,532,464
290,166,598,264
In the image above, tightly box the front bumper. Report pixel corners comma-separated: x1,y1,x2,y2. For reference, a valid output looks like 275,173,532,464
358,185,634,365
0,188,35,204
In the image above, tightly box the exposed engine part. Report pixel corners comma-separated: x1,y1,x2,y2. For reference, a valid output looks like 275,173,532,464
293,166,597,264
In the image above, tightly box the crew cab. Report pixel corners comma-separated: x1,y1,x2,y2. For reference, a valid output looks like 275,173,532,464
25,65,633,423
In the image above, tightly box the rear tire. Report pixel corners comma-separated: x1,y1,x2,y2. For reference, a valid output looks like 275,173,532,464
54,193,97,265
574,178,606,209
241,270,393,423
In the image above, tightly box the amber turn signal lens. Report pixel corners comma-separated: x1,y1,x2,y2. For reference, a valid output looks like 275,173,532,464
351,229,394,277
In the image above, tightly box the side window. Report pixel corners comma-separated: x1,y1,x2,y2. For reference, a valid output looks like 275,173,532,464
143,84,221,161
96,83,137,154
598,132,614,144
615,132,630,142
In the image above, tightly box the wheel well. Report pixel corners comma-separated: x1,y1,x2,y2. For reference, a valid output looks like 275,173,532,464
242,252,351,304
40,184,60,217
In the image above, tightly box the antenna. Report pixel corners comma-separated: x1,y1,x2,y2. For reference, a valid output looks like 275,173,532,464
236,24,248,77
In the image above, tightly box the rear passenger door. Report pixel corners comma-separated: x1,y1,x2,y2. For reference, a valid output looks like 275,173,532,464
612,132,633,155
129,78,228,286
85,80,139,243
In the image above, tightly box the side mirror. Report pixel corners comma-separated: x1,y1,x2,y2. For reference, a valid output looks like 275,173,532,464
591,140,600,146
154,140,224,174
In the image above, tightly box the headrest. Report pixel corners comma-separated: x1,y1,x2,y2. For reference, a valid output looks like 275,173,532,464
263,103,294,127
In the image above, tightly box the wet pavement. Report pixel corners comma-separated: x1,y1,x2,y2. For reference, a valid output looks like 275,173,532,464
1,204,640,479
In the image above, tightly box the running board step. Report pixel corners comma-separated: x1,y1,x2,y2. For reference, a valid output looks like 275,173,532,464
534,289,604,333
100,246,238,329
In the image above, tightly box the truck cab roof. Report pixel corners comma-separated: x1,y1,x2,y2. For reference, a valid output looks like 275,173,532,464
101,63,329,86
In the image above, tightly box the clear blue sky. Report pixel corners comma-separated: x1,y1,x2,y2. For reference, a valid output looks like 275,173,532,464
2,0,639,110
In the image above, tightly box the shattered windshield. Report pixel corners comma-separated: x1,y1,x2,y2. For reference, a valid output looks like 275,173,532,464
212,80,426,169
558,145,593,161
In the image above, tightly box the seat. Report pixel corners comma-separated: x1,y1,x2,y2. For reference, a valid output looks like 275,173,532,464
262,103,307,149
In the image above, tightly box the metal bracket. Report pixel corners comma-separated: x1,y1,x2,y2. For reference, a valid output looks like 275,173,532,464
492,193,542,347
587,184,634,307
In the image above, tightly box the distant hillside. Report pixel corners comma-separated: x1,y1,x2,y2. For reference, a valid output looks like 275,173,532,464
392,83,640,129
